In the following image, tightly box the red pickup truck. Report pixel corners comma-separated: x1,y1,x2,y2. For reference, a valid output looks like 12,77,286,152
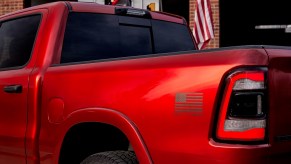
0,1,291,164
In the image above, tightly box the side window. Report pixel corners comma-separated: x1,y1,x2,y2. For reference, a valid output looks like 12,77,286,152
152,20,195,53
0,15,41,69
61,13,153,64
61,13,120,63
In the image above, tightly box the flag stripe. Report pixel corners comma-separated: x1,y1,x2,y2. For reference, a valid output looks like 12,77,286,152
175,92,203,112
198,0,208,39
193,0,214,49
194,8,204,44
204,0,214,38
197,0,207,40
202,0,211,40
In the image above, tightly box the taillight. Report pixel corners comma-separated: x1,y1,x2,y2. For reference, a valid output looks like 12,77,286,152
216,69,267,142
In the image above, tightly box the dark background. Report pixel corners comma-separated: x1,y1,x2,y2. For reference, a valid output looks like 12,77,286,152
162,0,189,23
220,0,291,47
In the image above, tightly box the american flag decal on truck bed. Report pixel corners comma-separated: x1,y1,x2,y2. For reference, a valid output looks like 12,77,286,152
175,93,203,114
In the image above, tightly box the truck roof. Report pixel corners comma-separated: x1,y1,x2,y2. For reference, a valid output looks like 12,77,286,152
0,1,186,25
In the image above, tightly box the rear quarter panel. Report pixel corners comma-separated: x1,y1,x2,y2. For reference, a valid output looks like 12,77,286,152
40,48,269,163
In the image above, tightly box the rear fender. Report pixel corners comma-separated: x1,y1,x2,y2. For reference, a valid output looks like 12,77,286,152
55,108,152,164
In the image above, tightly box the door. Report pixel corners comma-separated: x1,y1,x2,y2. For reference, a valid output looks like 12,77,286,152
0,14,41,163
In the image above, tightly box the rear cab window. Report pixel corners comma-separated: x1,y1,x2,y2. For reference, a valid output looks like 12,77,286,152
152,20,195,53
61,12,195,64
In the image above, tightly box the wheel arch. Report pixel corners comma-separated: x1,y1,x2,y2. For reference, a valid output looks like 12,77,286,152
55,108,152,164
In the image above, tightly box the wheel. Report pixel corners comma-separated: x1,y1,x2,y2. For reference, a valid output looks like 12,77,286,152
81,151,138,164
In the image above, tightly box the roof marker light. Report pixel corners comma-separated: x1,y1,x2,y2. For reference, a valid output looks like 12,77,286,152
115,8,151,18
126,9,146,16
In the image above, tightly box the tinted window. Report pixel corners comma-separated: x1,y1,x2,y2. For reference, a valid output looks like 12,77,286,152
62,13,120,63
61,13,153,63
61,13,195,64
120,25,152,56
0,15,41,69
152,20,195,53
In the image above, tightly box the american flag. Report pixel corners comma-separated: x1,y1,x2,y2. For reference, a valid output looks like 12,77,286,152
175,93,203,114
193,0,214,50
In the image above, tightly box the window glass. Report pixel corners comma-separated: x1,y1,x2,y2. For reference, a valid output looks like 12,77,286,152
61,13,153,63
0,15,41,68
61,13,195,64
61,13,120,63
152,20,195,53
120,25,152,56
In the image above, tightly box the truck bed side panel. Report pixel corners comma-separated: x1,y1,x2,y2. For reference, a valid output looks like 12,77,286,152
39,48,269,163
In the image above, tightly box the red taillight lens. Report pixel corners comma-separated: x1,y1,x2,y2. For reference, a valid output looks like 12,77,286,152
216,70,267,141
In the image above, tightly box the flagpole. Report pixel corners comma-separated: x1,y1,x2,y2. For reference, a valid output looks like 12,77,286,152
159,0,163,12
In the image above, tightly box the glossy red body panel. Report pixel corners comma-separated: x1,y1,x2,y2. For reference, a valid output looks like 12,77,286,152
264,48,291,163
24,3,69,164
1,1,291,164
150,11,185,24
69,2,115,15
40,48,269,164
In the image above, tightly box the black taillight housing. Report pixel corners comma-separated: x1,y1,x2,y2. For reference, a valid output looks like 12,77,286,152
216,68,268,142
229,92,266,118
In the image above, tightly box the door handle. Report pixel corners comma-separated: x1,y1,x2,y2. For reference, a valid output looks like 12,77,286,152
3,85,22,93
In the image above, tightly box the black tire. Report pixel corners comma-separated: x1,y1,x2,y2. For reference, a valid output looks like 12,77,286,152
81,151,138,164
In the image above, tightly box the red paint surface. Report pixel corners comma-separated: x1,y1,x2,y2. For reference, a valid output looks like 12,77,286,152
0,1,291,164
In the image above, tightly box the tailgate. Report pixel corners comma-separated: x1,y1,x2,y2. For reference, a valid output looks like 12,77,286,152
265,47,291,162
